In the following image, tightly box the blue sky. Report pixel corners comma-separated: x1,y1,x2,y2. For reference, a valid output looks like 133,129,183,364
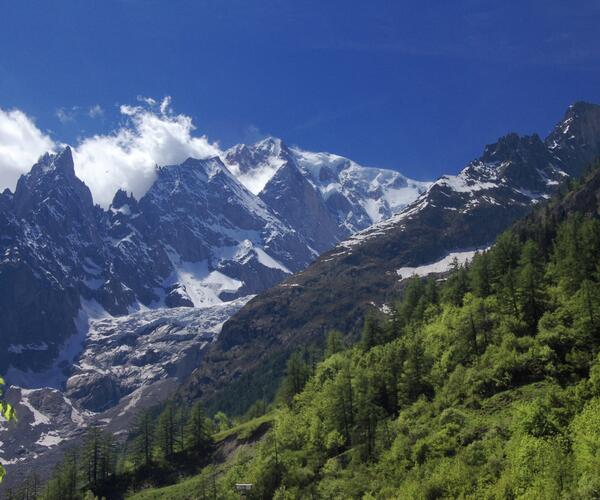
1,0,600,181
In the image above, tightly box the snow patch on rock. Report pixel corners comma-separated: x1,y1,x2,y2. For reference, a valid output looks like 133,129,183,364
396,248,488,279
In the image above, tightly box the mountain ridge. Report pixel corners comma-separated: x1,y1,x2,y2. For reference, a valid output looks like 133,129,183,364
1,139,423,378
183,101,600,414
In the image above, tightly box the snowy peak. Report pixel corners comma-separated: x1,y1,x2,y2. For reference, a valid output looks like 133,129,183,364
224,137,429,235
291,146,430,227
1,133,426,382
224,137,289,195
259,156,345,253
13,146,94,217
341,102,600,255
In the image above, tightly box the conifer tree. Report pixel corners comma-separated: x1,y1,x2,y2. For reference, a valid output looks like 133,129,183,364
156,402,177,460
83,427,103,493
360,312,384,350
132,409,155,467
279,351,311,404
518,240,546,333
185,401,213,459
470,251,492,297
325,330,344,357
442,258,469,306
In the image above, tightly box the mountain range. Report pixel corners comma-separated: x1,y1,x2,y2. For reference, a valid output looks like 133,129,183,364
0,135,427,483
183,102,600,414
1,139,427,376
2,101,600,487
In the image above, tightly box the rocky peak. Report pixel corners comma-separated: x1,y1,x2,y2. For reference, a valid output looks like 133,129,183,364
480,133,546,164
546,101,600,174
27,147,76,179
13,146,94,219
259,159,345,253
108,189,140,237
111,189,136,210
51,146,76,177
254,136,285,155
225,138,285,170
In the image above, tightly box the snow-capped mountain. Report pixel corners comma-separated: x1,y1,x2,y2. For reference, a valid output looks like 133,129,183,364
338,102,598,255
184,102,600,415
1,141,422,378
225,138,429,252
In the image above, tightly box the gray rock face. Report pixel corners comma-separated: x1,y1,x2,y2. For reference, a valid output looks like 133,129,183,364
546,102,600,173
259,155,345,254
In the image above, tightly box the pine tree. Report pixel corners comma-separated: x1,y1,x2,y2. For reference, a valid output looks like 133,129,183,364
82,426,110,494
360,312,384,350
470,251,492,298
492,232,522,318
518,240,546,333
99,432,114,483
185,401,213,459
132,409,155,467
279,351,311,404
401,326,430,402
354,372,381,461
156,402,177,460
398,277,426,324
325,330,344,357
336,359,355,445
442,258,469,306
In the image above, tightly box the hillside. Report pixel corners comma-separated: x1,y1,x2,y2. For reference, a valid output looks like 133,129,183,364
134,160,600,499
182,102,600,415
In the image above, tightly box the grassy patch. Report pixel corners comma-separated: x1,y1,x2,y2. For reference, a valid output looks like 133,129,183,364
213,412,274,443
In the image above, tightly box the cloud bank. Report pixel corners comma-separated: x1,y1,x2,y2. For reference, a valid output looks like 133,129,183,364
0,97,222,207
0,108,56,192
74,97,221,207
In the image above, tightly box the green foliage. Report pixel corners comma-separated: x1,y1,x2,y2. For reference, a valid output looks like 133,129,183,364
185,402,213,458
277,351,311,405
325,330,344,357
131,409,155,467
0,377,16,483
33,397,217,499
38,427,115,500
199,214,600,498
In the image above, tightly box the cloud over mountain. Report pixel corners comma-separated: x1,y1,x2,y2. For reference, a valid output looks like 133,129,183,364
0,97,222,207
0,107,56,192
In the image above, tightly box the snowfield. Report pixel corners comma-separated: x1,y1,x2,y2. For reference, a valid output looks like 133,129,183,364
396,248,489,279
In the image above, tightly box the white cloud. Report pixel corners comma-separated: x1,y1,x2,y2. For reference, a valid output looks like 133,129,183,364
0,108,56,192
56,106,79,123
0,97,222,208
137,95,157,106
88,105,104,118
73,97,222,207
